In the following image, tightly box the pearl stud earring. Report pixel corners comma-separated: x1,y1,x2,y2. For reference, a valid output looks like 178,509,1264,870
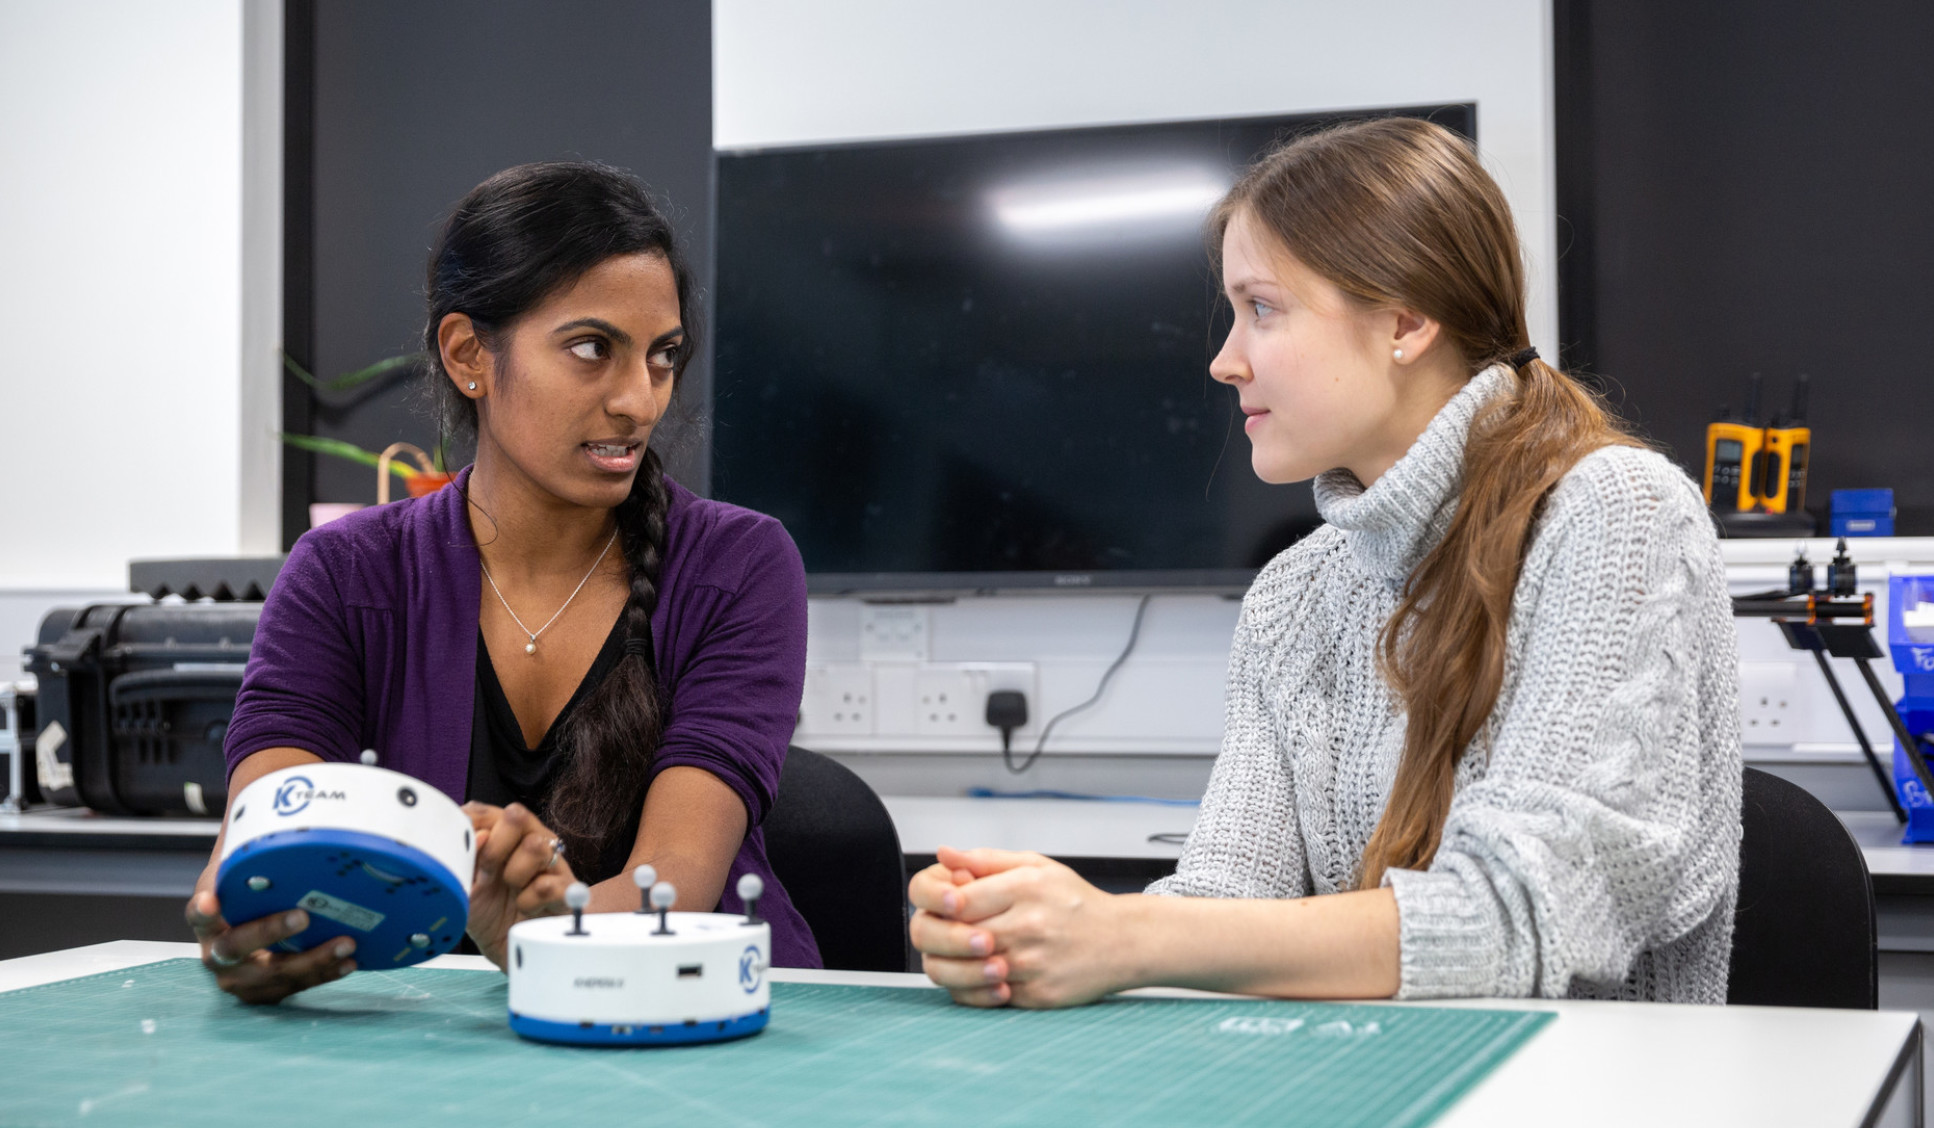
467,382,477,391
1393,348,1405,361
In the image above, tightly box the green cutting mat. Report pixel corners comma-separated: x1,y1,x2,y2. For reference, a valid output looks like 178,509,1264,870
0,959,1549,1127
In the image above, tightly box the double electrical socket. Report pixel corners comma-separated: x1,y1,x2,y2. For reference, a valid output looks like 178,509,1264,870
1739,661,1798,744
906,662,1037,737
798,661,1038,742
800,664,876,735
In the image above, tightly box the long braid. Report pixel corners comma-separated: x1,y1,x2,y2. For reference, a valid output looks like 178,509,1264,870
547,449,671,880
616,448,670,638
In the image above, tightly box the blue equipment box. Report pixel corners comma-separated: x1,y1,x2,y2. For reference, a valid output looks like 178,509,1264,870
1889,575,1934,841
1833,489,1896,538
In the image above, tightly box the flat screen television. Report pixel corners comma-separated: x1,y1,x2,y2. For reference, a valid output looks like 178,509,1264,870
712,103,1476,593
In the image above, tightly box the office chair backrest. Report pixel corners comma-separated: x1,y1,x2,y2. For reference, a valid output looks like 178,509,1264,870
763,746,908,972
1728,766,1876,1008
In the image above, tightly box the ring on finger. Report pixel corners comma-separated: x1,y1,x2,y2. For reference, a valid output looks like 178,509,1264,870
546,837,563,871
208,947,244,968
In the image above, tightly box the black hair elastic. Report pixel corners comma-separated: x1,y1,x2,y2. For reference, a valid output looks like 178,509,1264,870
1508,346,1540,368
622,638,653,659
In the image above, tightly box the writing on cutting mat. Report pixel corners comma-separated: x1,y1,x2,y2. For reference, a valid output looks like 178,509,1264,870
1218,1016,1304,1036
1216,1015,1383,1038
299,890,386,932
1313,1020,1381,1039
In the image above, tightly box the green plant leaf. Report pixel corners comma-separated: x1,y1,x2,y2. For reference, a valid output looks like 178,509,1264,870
277,433,419,479
279,349,423,393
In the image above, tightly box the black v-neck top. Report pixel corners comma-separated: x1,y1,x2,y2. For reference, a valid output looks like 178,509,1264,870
465,613,650,818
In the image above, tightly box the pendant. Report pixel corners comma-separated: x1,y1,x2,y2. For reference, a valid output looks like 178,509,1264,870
525,638,537,655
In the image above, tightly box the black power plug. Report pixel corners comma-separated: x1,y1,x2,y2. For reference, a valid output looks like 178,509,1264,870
985,690,1029,754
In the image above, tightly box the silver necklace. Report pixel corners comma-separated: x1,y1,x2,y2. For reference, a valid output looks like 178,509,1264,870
480,527,619,656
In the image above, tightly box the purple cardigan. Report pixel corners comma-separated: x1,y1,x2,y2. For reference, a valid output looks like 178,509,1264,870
224,468,820,968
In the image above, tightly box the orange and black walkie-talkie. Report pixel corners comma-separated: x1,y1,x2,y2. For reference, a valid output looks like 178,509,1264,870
1754,374,1811,515
1704,374,1764,512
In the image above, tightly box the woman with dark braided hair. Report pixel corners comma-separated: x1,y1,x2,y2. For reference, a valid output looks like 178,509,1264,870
186,163,818,1003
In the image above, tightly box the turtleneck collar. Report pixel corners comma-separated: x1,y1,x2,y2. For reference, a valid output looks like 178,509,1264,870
1310,363,1516,581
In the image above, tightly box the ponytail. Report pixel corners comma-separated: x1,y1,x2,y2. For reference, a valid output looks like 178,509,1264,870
1359,355,1640,888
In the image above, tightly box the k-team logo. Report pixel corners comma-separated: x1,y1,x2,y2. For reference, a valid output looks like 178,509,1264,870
273,776,347,817
738,945,764,993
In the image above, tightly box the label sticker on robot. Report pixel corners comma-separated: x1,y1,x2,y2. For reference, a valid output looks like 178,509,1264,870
35,722,72,792
297,890,386,932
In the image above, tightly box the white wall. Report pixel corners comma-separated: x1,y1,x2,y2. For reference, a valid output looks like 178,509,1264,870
237,0,283,555
0,0,247,589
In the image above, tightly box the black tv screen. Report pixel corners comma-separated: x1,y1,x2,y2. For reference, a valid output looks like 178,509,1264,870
712,104,1476,592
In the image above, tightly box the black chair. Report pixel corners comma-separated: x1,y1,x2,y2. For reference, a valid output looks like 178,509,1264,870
1727,766,1876,1008
763,745,908,972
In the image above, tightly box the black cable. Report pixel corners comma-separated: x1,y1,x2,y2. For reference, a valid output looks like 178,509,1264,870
1005,595,1153,774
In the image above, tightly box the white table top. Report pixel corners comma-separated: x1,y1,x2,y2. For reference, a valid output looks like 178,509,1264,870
1,940,1916,1128
1841,811,1934,880
0,797,1195,856
0,807,219,838
880,794,1192,858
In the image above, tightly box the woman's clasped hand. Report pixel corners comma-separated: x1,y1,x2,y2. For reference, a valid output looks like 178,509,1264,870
908,844,1131,1009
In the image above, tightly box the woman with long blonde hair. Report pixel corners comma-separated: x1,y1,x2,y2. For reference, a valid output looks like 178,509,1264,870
909,117,1742,1006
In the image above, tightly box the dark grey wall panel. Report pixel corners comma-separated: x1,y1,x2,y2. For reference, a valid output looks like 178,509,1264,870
1557,0,1934,534
285,0,713,544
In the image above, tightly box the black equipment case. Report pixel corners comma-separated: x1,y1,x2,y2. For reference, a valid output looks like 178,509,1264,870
24,603,261,815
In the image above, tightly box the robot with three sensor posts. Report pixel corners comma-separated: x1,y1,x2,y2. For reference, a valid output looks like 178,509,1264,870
507,866,772,1046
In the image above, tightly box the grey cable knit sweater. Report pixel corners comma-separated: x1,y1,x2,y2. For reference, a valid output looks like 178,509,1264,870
1148,365,1743,1003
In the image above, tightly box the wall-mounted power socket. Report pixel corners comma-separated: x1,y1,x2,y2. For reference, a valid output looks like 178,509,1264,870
912,662,1037,738
798,664,876,736
1738,661,1799,745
